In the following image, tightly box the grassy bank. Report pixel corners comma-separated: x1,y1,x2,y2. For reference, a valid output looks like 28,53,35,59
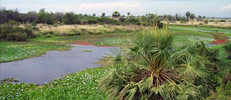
0,42,70,63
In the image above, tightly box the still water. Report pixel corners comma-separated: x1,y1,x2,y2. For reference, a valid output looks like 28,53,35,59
0,45,114,85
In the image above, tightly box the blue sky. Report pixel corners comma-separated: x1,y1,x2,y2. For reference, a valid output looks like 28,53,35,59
1,0,231,17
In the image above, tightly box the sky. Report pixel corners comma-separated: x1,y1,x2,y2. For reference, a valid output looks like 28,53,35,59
1,0,231,17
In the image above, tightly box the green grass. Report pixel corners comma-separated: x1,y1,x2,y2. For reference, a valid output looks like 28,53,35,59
170,29,214,47
0,42,71,63
169,25,231,34
89,37,131,46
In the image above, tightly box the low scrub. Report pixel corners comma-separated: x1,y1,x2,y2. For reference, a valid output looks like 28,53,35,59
0,23,35,41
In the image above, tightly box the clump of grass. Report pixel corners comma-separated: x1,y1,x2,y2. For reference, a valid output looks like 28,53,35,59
82,50,93,52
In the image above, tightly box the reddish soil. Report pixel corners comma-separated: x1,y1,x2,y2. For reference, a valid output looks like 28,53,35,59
73,41,112,47
211,33,230,45
73,41,93,45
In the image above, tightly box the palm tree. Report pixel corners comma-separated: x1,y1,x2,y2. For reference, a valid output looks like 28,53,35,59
101,12,105,18
198,15,202,22
127,12,130,17
186,11,191,22
99,29,210,100
190,14,195,24
93,13,96,17
203,16,206,21
112,11,120,20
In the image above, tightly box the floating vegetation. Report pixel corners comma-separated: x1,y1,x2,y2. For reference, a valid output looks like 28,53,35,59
82,50,93,52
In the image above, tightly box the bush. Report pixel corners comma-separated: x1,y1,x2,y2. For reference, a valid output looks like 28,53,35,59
199,23,204,25
204,19,209,24
223,43,231,60
0,24,35,41
220,19,226,22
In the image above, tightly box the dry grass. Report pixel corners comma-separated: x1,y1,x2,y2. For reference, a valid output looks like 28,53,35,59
165,20,231,28
36,24,140,36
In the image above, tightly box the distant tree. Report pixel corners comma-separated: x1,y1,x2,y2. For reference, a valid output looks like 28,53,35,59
163,15,172,23
37,8,46,23
63,12,76,24
186,11,191,22
53,12,64,24
127,12,130,17
26,11,38,23
175,13,179,21
101,12,105,17
0,9,20,24
93,13,96,17
112,11,120,20
190,13,195,24
203,16,206,19
37,8,54,24
198,15,202,22
84,14,88,17
119,15,125,22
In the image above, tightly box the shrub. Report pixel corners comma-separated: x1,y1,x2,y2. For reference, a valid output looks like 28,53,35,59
99,30,211,100
219,20,226,22
67,29,81,36
204,19,209,24
223,43,231,60
0,24,35,41
199,23,204,25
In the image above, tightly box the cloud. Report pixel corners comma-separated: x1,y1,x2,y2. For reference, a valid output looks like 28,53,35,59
79,2,140,10
222,4,231,9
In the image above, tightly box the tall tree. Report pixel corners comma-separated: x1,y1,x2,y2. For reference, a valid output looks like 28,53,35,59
63,12,76,24
127,12,130,17
175,13,179,21
93,13,96,17
112,11,120,20
203,16,206,21
101,12,105,17
190,13,195,24
26,11,38,23
186,11,191,22
198,15,202,22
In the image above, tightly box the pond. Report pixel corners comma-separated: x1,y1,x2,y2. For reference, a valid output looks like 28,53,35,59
0,45,115,85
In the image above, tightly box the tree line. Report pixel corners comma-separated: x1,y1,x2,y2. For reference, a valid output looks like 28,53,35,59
0,9,208,25
0,9,140,25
